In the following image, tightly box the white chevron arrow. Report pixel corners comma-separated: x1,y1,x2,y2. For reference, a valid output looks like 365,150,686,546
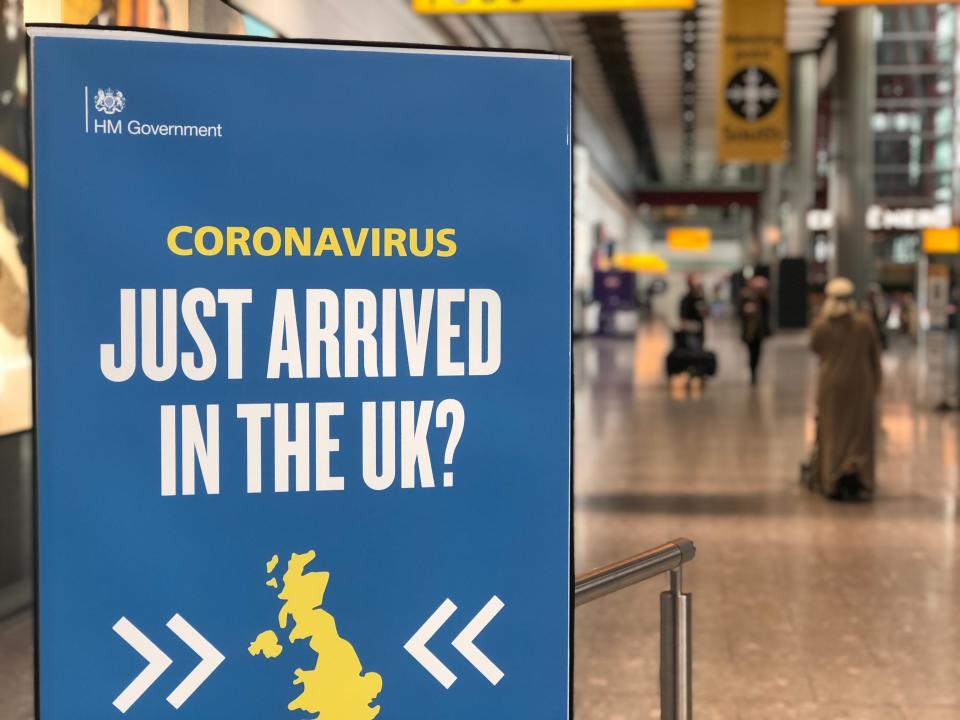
404,599,459,688
112,614,224,713
112,618,173,713
451,596,505,686
404,595,505,688
165,614,225,709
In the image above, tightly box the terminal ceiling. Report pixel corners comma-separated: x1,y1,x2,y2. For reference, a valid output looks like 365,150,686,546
543,0,838,186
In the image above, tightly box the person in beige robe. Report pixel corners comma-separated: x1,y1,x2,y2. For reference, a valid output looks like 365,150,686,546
810,277,882,501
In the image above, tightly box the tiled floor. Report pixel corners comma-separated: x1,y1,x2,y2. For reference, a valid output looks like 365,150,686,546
3,322,960,719
0,611,32,720
573,323,960,719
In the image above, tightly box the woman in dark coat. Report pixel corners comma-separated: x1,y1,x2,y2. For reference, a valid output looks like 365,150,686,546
811,277,882,501
739,276,770,386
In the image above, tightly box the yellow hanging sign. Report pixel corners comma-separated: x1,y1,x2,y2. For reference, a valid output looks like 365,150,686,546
413,0,695,13
612,253,670,274
61,0,102,24
667,227,712,253
716,0,788,163
923,227,960,255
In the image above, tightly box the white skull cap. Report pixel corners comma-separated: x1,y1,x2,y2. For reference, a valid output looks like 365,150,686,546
825,276,855,298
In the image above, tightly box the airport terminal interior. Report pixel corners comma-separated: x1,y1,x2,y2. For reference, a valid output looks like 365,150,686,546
6,0,960,718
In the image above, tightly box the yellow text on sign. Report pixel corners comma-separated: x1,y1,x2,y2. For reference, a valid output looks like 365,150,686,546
667,227,712,253
413,0,694,13
923,227,960,255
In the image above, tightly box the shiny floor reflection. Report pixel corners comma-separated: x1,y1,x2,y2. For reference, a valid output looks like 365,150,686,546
574,323,960,719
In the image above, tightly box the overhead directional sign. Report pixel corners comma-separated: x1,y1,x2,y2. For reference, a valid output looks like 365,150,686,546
29,26,571,720
667,227,712,253
923,227,960,255
716,0,788,163
413,0,695,13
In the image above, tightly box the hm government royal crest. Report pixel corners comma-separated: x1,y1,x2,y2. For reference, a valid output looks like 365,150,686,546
94,88,125,115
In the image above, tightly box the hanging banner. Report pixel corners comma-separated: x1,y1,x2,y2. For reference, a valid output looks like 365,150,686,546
29,26,572,720
716,0,788,163
413,0,695,12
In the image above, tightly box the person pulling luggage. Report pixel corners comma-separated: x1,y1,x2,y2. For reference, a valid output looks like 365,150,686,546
678,274,708,350
810,277,882,502
668,275,717,391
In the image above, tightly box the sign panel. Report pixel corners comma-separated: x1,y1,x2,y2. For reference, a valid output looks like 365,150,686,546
819,0,953,5
30,27,571,720
716,0,788,163
806,209,834,232
612,252,668,274
868,204,952,232
923,227,960,255
414,0,694,12
806,205,954,232
667,226,712,253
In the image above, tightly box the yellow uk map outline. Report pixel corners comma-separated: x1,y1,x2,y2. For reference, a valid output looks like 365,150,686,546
248,551,383,719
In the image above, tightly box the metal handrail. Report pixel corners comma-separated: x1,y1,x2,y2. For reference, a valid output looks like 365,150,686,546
574,538,696,720
574,538,696,606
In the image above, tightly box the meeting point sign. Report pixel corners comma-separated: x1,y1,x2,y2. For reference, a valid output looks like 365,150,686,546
29,26,571,719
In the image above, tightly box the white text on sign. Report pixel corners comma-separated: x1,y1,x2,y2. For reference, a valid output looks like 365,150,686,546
97,288,501,497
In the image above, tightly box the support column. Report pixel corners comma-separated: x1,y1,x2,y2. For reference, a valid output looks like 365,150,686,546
786,52,818,257
830,8,876,298
741,205,756,266
777,52,819,327
759,163,783,265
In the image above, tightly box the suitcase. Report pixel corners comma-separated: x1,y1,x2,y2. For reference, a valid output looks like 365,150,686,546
665,347,717,378
666,328,717,378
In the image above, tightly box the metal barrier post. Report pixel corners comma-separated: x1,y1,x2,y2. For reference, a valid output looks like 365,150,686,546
660,567,692,720
574,538,695,718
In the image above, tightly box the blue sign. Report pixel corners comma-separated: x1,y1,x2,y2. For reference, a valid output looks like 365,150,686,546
30,26,571,720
